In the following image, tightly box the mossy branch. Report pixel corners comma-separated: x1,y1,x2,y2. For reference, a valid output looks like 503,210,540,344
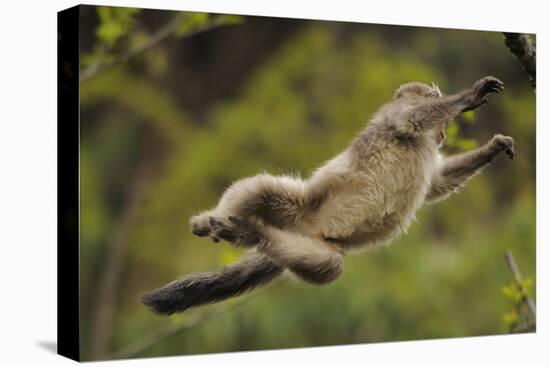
503,33,536,89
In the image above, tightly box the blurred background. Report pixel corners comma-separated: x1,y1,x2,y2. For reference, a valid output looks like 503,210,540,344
77,5,536,361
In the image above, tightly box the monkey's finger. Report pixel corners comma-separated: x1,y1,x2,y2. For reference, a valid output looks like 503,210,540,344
211,236,220,243
486,76,504,85
479,97,489,106
505,146,515,159
209,216,230,229
228,215,249,228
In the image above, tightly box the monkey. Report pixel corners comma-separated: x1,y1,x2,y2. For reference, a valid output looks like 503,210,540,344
142,76,515,315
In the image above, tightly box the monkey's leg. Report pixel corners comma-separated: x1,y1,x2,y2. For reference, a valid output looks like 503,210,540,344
191,174,306,237
426,134,515,203
207,217,343,284
403,76,504,134
258,227,344,285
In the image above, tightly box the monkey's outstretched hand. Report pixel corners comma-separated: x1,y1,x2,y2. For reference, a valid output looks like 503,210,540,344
463,76,505,111
490,134,516,160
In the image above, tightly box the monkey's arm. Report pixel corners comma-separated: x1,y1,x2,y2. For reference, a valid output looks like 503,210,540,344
400,76,504,135
426,134,515,203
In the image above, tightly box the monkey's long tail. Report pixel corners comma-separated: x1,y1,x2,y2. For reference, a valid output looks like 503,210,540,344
142,251,283,315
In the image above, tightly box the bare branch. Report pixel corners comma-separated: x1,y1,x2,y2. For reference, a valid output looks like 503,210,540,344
108,295,253,359
109,307,223,359
503,33,536,89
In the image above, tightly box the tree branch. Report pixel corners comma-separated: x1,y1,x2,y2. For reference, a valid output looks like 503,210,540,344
503,33,536,89
108,296,254,359
80,14,235,84
504,249,536,320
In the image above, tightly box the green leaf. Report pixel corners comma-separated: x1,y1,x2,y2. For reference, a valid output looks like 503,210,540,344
215,14,244,25
503,311,518,326
501,284,516,300
175,13,244,38
96,21,125,46
502,281,526,303
522,277,534,296
95,6,140,47
176,13,210,36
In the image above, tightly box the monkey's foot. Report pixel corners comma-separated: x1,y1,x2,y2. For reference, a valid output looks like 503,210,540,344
465,76,504,111
491,134,516,159
190,213,213,237
208,216,265,247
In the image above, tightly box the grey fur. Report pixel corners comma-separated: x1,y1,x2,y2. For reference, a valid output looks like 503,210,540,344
142,251,283,315
144,76,515,315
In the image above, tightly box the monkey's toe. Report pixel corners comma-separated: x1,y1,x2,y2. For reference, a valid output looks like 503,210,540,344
192,225,211,237
209,217,239,243
208,216,264,247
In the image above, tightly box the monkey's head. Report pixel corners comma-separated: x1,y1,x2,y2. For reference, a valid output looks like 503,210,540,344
393,82,442,100
394,82,447,147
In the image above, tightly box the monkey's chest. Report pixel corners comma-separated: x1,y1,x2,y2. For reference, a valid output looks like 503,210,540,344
315,151,436,245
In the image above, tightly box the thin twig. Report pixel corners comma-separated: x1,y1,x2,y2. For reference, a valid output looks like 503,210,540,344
108,294,256,359
504,249,536,320
80,14,184,83
503,33,536,89
109,306,224,359
80,14,234,83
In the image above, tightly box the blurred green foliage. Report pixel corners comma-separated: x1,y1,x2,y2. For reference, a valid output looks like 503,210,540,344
96,7,140,46
77,6,536,361
81,7,243,80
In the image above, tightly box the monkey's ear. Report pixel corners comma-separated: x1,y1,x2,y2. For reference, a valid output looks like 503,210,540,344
427,82,442,97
